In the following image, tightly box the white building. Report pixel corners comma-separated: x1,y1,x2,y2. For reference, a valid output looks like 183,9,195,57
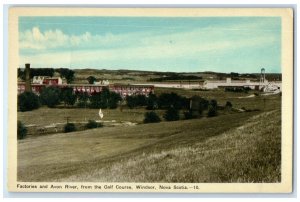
203,77,281,92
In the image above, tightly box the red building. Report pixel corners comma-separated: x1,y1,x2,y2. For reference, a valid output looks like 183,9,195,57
42,77,62,85
18,82,154,97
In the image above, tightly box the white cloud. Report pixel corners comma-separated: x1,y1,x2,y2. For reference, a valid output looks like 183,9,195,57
19,21,280,71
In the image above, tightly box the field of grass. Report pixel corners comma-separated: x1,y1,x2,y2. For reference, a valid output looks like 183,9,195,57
60,110,281,183
17,88,281,182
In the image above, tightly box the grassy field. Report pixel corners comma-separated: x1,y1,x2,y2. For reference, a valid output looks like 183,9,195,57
60,110,281,183
17,88,281,182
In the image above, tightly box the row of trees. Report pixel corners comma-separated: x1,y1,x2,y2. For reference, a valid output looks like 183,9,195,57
76,88,122,109
17,119,103,139
148,74,202,82
126,92,190,110
18,68,75,83
18,87,122,112
143,99,224,124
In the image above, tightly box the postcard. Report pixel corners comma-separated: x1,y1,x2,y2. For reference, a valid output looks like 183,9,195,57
7,7,293,193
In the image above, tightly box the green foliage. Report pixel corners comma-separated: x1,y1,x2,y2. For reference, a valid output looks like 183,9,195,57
207,99,218,117
89,88,120,109
17,120,27,140
225,101,233,108
225,87,250,93
60,87,77,106
126,96,137,109
77,92,90,108
64,123,76,133
87,76,97,84
190,96,209,115
183,110,196,120
40,86,61,108
146,93,158,110
18,68,55,80
126,94,147,109
56,68,75,83
99,87,110,108
143,111,161,123
149,74,202,82
18,91,40,112
158,92,189,109
108,92,122,109
85,120,103,129
163,107,180,121
89,93,102,108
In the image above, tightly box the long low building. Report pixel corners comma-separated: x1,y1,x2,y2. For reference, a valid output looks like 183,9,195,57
18,82,154,97
203,78,282,92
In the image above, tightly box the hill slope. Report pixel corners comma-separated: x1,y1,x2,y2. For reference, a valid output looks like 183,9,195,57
18,109,280,182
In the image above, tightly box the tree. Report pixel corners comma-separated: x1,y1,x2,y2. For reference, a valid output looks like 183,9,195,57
31,68,54,78
224,101,233,112
183,110,195,119
108,92,122,109
77,92,89,108
126,95,137,109
60,87,77,106
64,123,76,133
56,68,75,83
136,95,147,106
207,99,218,117
144,111,161,123
146,93,158,110
87,76,97,84
89,87,113,109
89,93,102,108
18,91,40,112
17,120,27,139
225,101,232,108
163,107,180,121
18,68,25,80
99,87,110,108
158,92,186,109
85,120,103,129
40,86,61,108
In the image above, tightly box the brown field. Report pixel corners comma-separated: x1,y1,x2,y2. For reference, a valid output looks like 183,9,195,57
17,88,281,182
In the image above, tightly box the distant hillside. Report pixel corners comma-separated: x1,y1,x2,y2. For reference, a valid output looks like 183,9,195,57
72,69,281,84
18,67,282,84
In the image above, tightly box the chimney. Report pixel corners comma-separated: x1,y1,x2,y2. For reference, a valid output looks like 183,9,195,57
25,63,31,92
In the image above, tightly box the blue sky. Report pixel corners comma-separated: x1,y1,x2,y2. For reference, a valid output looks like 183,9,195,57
19,17,281,73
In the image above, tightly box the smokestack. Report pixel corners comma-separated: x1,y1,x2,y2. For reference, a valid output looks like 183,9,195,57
25,63,31,92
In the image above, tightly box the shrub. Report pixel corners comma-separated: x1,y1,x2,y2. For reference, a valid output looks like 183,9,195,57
17,120,27,140
164,107,180,121
144,111,161,123
77,92,89,108
126,95,137,109
158,92,183,109
64,123,76,133
89,93,102,108
207,99,218,117
40,86,61,108
85,120,103,129
146,93,158,110
60,87,77,106
87,76,97,84
108,92,122,109
225,101,232,108
18,92,40,112
183,110,196,119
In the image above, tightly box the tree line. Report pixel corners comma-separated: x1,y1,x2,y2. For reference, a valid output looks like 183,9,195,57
18,87,122,111
18,68,75,83
148,74,202,82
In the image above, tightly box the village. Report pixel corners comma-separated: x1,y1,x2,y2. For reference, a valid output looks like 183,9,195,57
17,63,282,183
18,64,281,97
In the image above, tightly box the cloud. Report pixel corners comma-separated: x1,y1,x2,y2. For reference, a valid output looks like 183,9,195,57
19,20,280,72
